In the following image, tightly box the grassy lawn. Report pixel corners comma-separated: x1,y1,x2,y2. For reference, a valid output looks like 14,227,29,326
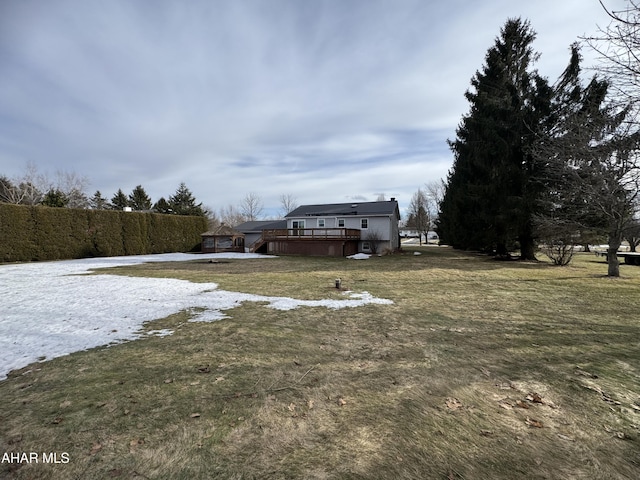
1,247,639,479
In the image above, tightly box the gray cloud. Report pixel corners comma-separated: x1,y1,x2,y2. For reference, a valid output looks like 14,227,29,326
0,0,626,217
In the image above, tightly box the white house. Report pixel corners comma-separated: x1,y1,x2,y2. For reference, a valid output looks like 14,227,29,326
239,199,400,256
284,199,400,254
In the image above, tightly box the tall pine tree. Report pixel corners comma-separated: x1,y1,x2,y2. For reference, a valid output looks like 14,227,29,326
111,189,129,210
128,185,152,211
168,182,207,216
438,18,551,259
89,190,110,210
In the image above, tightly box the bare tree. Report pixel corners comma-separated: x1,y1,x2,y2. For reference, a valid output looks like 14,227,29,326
278,193,298,218
55,170,90,208
206,210,221,231
408,188,430,245
1,162,46,205
219,204,247,226
424,180,445,227
534,215,581,265
364,229,383,254
623,219,640,251
533,44,640,276
584,1,640,119
240,192,264,221
1,163,90,208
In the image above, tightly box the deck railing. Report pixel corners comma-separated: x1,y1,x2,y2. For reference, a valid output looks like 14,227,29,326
261,228,361,241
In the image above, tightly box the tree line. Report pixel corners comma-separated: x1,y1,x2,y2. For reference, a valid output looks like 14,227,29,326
436,9,640,277
0,163,302,228
0,166,207,217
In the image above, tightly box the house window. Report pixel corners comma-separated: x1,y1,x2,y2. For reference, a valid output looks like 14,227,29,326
292,220,305,229
338,219,345,228
318,219,325,227
361,218,368,229
362,241,371,252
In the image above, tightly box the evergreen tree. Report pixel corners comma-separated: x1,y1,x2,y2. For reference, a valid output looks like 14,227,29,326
153,197,172,214
438,18,552,259
41,188,69,208
128,185,152,211
168,182,206,216
89,190,110,210
111,189,129,210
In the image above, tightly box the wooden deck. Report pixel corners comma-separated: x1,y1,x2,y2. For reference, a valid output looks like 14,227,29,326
250,228,361,256
262,228,361,241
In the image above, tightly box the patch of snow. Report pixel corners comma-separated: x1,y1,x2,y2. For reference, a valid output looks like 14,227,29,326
144,329,174,337
347,253,371,260
0,252,391,380
414,251,422,255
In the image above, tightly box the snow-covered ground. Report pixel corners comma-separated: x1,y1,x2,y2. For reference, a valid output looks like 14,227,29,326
0,252,392,380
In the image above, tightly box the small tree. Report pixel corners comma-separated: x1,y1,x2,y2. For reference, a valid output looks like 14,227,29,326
534,215,580,265
364,229,383,254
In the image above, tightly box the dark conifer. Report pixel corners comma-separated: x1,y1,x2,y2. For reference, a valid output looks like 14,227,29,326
439,18,551,259
128,185,152,211
111,189,129,210
168,183,207,216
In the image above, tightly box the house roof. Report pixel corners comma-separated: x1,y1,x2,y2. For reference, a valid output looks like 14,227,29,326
234,220,287,232
286,200,399,218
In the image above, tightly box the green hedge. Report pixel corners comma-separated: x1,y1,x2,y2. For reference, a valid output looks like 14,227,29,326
0,204,208,262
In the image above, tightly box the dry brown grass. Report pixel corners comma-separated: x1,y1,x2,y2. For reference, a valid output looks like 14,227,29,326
1,247,639,479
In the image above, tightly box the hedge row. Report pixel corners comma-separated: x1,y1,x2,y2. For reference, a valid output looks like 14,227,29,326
0,204,208,262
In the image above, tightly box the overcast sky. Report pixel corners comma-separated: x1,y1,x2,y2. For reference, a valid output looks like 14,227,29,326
0,0,627,218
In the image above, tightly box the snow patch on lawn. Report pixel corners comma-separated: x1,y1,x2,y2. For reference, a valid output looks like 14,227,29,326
0,252,392,380
347,253,371,260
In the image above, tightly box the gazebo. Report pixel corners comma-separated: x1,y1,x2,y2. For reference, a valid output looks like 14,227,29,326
201,224,245,253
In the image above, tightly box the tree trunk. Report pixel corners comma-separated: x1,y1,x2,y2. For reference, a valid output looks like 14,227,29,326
495,241,509,259
607,235,622,277
519,234,537,261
